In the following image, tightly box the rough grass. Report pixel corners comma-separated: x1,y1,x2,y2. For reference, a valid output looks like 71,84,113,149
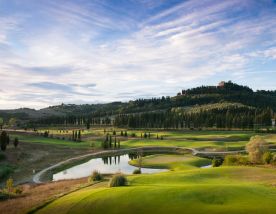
0,178,106,214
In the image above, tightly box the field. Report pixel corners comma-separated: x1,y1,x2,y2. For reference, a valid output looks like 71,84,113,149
1,128,276,214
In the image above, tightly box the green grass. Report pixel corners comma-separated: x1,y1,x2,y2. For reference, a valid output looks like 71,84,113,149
28,129,276,213
121,138,247,151
37,166,276,214
129,154,211,170
10,134,102,149
11,129,276,151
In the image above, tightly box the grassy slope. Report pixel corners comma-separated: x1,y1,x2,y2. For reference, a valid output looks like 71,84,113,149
37,154,276,214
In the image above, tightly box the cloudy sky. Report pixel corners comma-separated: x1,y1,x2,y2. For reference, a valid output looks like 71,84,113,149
0,0,276,109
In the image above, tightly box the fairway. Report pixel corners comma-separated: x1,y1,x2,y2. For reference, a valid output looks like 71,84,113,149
37,165,276,214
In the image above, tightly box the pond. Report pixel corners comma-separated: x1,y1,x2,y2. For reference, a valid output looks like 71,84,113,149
53,154,167,181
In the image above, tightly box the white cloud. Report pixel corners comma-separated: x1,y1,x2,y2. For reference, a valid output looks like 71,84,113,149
0,0,276,109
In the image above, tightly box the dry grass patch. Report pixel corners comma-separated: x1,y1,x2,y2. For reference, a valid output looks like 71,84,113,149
0,178,91,214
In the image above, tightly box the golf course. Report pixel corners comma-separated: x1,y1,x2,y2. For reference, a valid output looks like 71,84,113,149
2,128,276,214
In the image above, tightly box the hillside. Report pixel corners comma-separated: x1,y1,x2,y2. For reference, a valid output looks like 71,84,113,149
0,81,275,128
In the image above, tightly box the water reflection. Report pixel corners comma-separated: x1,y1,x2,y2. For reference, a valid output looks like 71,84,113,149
53,154,167,181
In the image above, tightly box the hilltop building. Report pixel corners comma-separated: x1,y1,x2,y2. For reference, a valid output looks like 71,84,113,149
218,81,225,88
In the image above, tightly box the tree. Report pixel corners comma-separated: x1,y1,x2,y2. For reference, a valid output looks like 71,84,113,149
72,130,75,140
144,133,147,138
8,118,17,127
74,131,78,141
263,151,273,164
0,117,3,130
0,131,9,151
43,131,49,137
78,130,81,141
7,135,10,145
246,135,269,163
6,178,14,193
109,135,112,148
86,122,90,130
13,137,19,148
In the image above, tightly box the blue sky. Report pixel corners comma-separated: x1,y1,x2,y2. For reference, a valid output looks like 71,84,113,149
0,0,276,109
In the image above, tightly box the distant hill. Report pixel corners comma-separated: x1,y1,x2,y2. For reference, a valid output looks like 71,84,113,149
1,81,275,128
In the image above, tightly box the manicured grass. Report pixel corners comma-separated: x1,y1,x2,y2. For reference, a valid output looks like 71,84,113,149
37,166,276,214
129,154,211,170
121,138,248,151
10,134,102,148
11,129,276,151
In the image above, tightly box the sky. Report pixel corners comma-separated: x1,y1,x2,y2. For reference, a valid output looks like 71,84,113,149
0,0,276,109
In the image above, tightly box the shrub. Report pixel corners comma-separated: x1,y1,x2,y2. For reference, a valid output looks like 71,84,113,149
14,187,22,194
0,153,6,161
109,174,127,187
5,178,14,193
0,192,10,201
212,158,222,167
133,169,141,174
88,170,103,183
13,137,19,148
223,155,249,166
263,152,273,164
0,165,13,180
246,135,269,163
271,154,276,165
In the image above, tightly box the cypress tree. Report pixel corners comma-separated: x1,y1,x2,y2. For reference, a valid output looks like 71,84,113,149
0,131,8,151
13,137,19,148
109,135,112,148
78,130,81,141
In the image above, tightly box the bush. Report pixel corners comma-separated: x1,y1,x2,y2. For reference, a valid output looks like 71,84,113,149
133,169,141,174
271,154,276,165
0,165,13,180
5,178,14,193
0,192,9,201
0,153,6,161
88,170,103,183
246,135,269,163
212,158,222,167
223,155,249,166
109,174,127,187
263,152,273,164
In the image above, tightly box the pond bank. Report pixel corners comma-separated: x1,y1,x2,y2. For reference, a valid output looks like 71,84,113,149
33,147,191,183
